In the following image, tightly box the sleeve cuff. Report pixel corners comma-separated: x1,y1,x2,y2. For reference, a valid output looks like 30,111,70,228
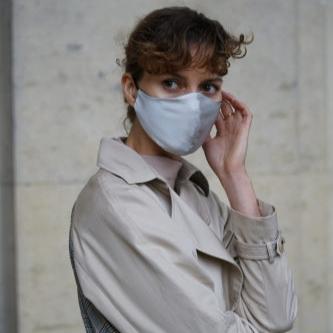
227,197,279,244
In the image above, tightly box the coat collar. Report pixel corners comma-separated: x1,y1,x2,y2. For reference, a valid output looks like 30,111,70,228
96,136,210,196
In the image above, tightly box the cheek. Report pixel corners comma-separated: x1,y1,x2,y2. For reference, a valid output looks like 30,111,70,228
213,90,223,102
139,81,166,98
153,87,170,98
212,94,222,103
147,85,176,98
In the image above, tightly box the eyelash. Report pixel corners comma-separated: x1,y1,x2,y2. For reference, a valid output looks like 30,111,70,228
161,79,220,93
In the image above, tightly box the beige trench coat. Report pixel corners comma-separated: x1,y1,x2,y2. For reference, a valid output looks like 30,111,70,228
70,136,297,333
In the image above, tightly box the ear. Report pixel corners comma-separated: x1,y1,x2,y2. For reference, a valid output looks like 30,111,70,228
121,73,138,107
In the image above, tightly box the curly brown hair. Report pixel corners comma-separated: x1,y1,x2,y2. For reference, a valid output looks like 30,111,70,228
116,6,254,134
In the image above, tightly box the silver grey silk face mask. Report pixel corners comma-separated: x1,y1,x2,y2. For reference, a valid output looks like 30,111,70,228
134,89,222,156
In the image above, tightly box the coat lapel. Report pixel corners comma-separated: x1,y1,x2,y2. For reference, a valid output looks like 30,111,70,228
170,189,243,310
170,189,238,268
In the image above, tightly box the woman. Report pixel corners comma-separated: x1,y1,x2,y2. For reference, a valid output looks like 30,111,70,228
69,6,297,333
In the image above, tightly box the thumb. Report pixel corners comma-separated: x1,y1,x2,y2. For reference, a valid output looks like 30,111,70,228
202,132,212,146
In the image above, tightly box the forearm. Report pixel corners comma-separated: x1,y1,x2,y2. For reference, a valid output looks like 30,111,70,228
217,169,261,218
219,193,298,332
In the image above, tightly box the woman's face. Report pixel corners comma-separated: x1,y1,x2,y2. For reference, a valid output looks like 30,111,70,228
121,63,224,158
136,66,223,102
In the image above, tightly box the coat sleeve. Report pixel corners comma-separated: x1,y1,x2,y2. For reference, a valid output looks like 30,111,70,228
70,174,262,333
208,191,298,333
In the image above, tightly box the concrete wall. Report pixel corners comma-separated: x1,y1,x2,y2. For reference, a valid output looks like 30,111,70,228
3,0,332,332
326,2,333,331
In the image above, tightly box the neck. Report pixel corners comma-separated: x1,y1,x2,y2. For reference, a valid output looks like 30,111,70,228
125,118,181,161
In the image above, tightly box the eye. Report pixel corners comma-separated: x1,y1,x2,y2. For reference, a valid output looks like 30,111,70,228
162,79,180,90
201,83,220,94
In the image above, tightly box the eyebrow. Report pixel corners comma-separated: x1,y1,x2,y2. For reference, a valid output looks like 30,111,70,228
165,72,223,83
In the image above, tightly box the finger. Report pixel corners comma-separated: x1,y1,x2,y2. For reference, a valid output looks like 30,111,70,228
215,111,225,135
203,131,212,145
220,99,235,119
223,93,250,119
222,90,245,108
222,90,251,118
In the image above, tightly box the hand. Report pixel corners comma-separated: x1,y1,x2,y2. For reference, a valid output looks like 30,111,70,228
202,90,253,179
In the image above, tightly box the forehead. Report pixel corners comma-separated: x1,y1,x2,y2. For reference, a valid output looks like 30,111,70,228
143,66,222,80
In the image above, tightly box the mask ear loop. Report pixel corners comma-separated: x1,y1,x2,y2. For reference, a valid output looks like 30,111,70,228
219,100,224,112
221,99,235,119
219,100,226,120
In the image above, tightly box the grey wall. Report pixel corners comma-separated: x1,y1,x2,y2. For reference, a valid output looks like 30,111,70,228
0,0,17,332
1,0,332,332
326,3,333,331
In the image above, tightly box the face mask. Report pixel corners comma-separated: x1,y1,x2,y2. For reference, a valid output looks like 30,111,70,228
133,89,222,156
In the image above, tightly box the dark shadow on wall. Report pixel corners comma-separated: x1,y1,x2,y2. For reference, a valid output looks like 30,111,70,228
0,0,18,332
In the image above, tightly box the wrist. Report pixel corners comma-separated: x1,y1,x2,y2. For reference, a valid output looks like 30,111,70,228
217,167,249,185
217,169,261,217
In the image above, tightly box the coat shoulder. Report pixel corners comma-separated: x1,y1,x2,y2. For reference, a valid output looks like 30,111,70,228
75,168,133,206
71,168,170,234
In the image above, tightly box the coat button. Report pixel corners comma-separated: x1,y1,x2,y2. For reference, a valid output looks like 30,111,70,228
276,235,285,256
